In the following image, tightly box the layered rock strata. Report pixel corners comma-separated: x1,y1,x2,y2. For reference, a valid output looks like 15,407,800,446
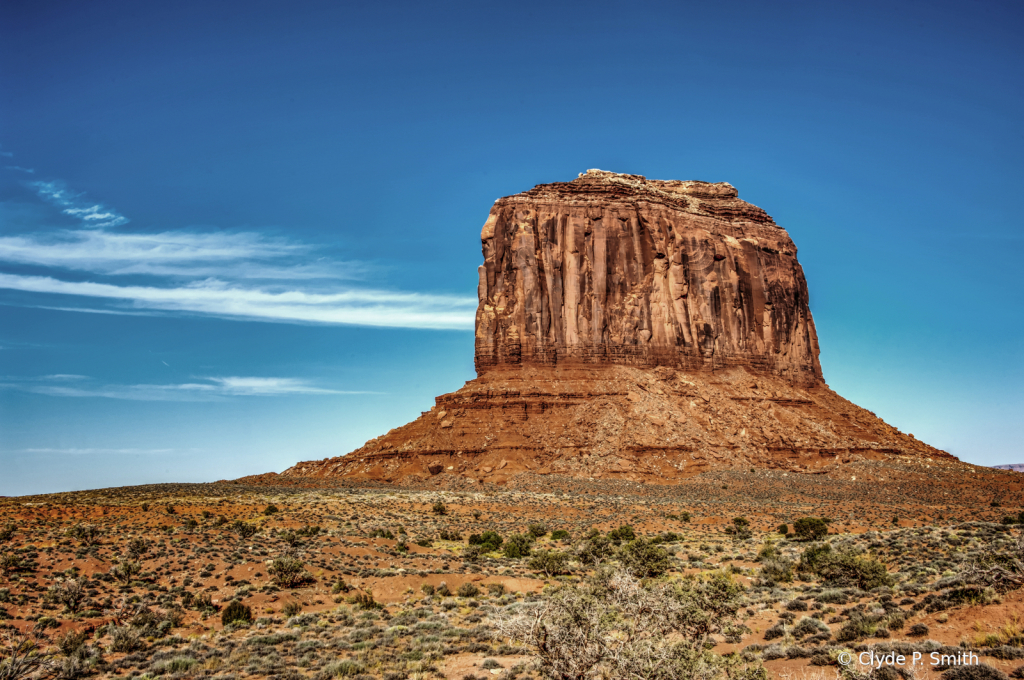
284,364,950,485
282,171,953,485
475,170,822,386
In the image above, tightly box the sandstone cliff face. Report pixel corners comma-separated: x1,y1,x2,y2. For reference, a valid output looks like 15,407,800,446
475,170,822,386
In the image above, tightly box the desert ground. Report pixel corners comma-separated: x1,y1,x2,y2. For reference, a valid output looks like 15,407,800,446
1,462,1023,680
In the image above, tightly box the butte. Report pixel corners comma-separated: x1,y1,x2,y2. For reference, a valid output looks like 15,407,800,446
283,170,952,486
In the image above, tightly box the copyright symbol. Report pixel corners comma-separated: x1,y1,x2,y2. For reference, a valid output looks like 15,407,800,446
838,652,853,666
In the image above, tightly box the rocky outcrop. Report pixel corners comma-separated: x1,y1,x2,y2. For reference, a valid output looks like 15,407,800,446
281,171,953,486
475,170,822,386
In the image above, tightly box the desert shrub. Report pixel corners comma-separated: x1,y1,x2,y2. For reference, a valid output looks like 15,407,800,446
759,558,795,583
758,539,778,561
221,600,253,626
111,559,141,583
67,524,101,545
322,659,366,677
763,623,786,640
618,538,672,578
269,555,310,588
348,591,381,610
231,520,258,538
940,665,1010,680
486,583,505,596
551,529,571,541
785,599,809,612
791,617,830,639
468,531,502,552
607,525,636,545
817,553,894,590
528,551,571,577
420,584,435,596
527,523,548,538
44,578,84,615
109,625,145,652
958,530,1024,592
432,500,447,515
438,528,462,541
815,589,848,604
0,525,15,542
726,517,752,539
126,538,149,559
456,582,480,598
778,524,789,536
835,614,885,643
283,600,303,617
908,623,929,637
793,518,829,541
651,531,683,545
503,534,532,559
575,535,614,565
496,568,746,680
263,504,279,515
370,528,395,540
0,634,56,680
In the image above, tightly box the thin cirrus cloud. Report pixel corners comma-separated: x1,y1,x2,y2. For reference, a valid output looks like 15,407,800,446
0,172,476,329
0,228,365,279
31,180,129,228
9,375,372,401
0,273,476,329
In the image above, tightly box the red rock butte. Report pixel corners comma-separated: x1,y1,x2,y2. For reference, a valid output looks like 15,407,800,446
284,170,952,485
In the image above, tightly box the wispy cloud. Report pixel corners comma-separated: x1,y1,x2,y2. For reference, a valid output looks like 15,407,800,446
0,173,477,329
6,166,35,174
0,273,475,328
0,228,361,279
30,180,128,228
5,375,371,401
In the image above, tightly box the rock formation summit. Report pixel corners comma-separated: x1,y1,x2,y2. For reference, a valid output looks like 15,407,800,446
284,170,951,485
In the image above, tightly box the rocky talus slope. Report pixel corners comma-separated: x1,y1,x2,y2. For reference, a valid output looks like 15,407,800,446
284,364,949,485
283,171,953,486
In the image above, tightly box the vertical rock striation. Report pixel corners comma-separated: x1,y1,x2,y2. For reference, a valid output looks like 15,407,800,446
475,170,822,386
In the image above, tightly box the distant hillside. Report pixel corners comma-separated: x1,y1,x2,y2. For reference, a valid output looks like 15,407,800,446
993,464,1024,472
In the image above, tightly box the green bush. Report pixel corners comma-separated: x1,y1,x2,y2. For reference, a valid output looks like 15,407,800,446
432,500,447,515
231,520,258,538
759,558,795,583
575,535,614,565
221,600,253,626
456,582,480,598
269,555,309,588
503,534,532,558
607,525,636,545
527,523,548,538
263,505,279,515
778,524,789,535
793,518,829,541
617,538,671,578
468,530,502,552
529,550,571,577
816,552,894,590
551,529,570,541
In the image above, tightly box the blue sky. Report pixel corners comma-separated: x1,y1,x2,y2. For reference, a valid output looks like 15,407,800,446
1,0,1021,495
